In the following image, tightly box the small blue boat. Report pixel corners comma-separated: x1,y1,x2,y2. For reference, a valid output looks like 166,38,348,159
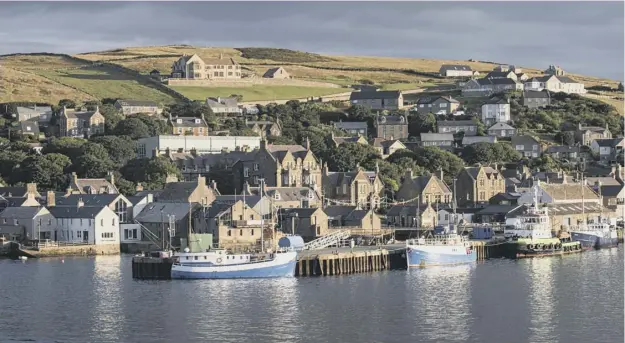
406,233,477,268
171,249,297,279
570,223,619,250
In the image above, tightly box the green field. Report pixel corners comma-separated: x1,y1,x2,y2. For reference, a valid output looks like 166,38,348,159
169,85,350,102
35,67,176,104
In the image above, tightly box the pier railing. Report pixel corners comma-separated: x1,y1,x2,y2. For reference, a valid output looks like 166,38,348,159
304,229,351,250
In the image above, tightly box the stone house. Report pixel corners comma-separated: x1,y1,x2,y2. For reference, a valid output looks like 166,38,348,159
214,193,272,219
171,54,241,79
414,96,460,115
396,170,452,205
475,204,524,224
201,200,263,250
439,64,475,77
544,65,566,76
263,67,290,79
547,202,617,232
324,206,382,235
18,120,40,137
386,204,437,228
375,115,409,140
277,207,328,240
242,184,322,209
135,202,201,249
462,78,523,97
591,138,624,162
59,106,105,138
544,145,581,164
349,90,403,110
481,97,511,126
158,176,217,205
331,135,369,147
245,120,282,138
232,140,321,192
523,90,551,108
0,206,55,241
168,116,209,136
206,97,242,115
512,135,542,158
322,164,384,209
67,172,119,195
575,123,612,146
14,105,53,126
114,100,162,116
369,138,406,159
456,166,506,206
437,120,478,136
487,122,516,137
333,121,368,137
436,207,480,226
420,133,455,148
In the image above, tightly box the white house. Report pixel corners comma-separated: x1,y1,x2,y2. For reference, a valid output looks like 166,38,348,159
481,98,511,126
591,138,624,162
436,208,478,226
524,75,586,94
120,193,155,244
47,205,120,245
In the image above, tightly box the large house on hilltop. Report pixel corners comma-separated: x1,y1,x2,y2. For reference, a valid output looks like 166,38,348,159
59,106,105,138
439,65,477,77
171,54,241,80
375,115,408,140
114,100,162,116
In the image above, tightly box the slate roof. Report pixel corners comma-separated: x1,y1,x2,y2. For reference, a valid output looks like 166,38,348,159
464,166,501,180
333,121,368,130
476,78,518,86
369,138,404,149
407,175,451,194
593,138,623,148
377,115,407,125
206,202,235,218
47,206,107,219
277,207,320,218
440,64,472,72
62,108,100,120
345,209,371,222
324,206,357,218
73,177,118,194
215,195,263,208
170,117,208,128
546,202,606,215
335,136,366,145
0,187,28,197
116,100,159,107
485,71,514,79
386,205,432,216
488,122,516,131
261,187,320,202
202,57,239,66
463,136,498,145
158,182,205,202
438,120,476,127
16,106,52,117
417,96,460,104
484,97,509,105
126,196,146,205
135,190,163,198
554,76,579,84
477,205,522,215
585,177,621,187
19,120,39,134
420,133,454,141
0,206,44,220
350,90,401,101
325,171,377,187
597,184,624,197
54,194,123,207
206,97,239,108
262,67,287,78
3,197,30,207
511,135,540,147
523,90,551,99
135,202,200,223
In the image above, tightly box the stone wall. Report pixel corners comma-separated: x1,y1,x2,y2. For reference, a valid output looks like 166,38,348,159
34,244,120,257
167,78,342,88
239,92,352,106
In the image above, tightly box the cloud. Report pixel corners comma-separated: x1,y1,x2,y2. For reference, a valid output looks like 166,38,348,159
0,1,622,80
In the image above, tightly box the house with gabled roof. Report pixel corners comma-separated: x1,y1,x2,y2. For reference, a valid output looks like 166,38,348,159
59,106,105,138
462,136,498,146
487,122,516,137
462,78,523,97
481,97,511,125
197,199,263,250
575,123,612,146
48,204,120,246
523,90,551,108
171,53,241,79
512,135,542,158
369,138,406,159
157,176,217,205
375,115,408,140
242,184,322,210
67,172,118,195
263,67,290,79
485,70,518,81
439,64,476,77
168,115,209,136
349,90,403,110
322,164,384,209
437,120,477,136
396,169,452,205
420,133,455,149
591,138,624,162
206,97,242,115
277,207,328,240
332,121,368,137
324,205,382,234
456,166,506,206
524,75,585,94
386,204,437,228
245,120,281,138
330,134,369,147
14,105,53,126
135,201,202,249
414,96,460,115
0,206,54,242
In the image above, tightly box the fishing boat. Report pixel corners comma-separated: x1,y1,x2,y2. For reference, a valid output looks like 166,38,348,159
171,248,297,279
502,186,582,259
568,176,618,249
406,231,476,268
170,178,297,279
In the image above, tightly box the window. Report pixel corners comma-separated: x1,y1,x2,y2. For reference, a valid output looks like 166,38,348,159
228,72,233,76
479,179,484,187
199,127,203,134
253,176,259,185
515,145,524,150
244,167,249,177
419,104,424,108
440,103,447,108
177,128,182,134
77,231,82,238
240,230,243,236
112,219,116,226
532,145,539,151
227,230,232,236
251,229,254,236
253,163,259,171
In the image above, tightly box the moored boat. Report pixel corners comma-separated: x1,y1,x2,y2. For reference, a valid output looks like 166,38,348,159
570,222,619,250
171,248,297,279
406,233,477,268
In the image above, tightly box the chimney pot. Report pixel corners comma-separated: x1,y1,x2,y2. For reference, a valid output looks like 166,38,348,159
46,191,56,207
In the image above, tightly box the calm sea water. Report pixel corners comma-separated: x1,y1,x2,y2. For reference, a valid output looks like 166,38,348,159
0,248,623,343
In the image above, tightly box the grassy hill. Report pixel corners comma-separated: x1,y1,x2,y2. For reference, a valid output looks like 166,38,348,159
1,46,621,106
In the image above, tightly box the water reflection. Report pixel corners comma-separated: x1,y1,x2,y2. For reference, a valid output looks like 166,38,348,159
406,264,475,342
525,258,558,343
89,255,124,342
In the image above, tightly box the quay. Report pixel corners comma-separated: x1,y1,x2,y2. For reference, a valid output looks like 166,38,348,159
131,240,507,279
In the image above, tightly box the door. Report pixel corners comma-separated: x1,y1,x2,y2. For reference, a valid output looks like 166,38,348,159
83,231,89,243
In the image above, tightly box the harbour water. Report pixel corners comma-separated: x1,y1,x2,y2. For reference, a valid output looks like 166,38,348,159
0,248,623,343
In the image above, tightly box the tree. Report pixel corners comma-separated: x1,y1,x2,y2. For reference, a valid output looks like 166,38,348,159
15,153,71,190
618,82,624,92
134,114,170,136
0,150,28,184
229,94,244,102
98,104,124,133
90,135,136,167
58,99,76,109
408,112,436,136
554,131,575,146
326,142,381,172
473,117,486,136
387,147,464,185
168,101,214,120
114,117,151,139
74,154,114,178
121,157,182,190
42,137,86,162
268,135,296,145
115,177,137,196
462,142,521,165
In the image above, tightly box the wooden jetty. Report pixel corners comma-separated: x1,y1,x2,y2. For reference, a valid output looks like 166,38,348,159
295,245,406,277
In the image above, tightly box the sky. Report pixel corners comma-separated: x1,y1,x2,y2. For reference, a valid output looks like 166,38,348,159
0,1,623,80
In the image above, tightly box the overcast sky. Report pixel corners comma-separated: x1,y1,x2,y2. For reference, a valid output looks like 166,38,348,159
1,1,623,80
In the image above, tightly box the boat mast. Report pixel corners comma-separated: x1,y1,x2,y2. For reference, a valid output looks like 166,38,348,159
581,172,585,225
453,178,457,234
259,178,265,252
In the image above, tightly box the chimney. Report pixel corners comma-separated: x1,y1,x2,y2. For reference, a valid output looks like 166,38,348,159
439,168,444,181
26,183,38,196
219,53,223,60
152,148,160,158
405,168,413,180
165,173,178,183
198,175,206,186
260,139,267,151
376,161,380,174
46,191,56,207
244,181,251,195
71,172,78,185
77,197,84,208
305,136,310,150
95,105,99,113
211,180,218,192
106,171,115,186
135,183,144,192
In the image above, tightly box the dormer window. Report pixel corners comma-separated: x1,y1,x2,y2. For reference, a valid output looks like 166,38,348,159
176,119,182,124
195,119,201,124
